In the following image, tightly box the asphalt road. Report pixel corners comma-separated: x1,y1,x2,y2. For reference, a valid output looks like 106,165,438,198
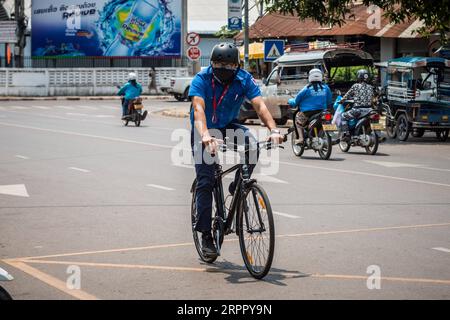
0,99,449,300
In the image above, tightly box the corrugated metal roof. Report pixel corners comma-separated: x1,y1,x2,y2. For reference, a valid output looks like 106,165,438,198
237,4,427,40
0,20,17,43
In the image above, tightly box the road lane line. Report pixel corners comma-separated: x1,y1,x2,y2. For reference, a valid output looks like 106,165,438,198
12,106,28,110
2,260,98,300
279,160,450,188
15,155,29,159
79,106,98,110
68,167,91,173
0,122,172,150
146,184,175,191
18,260,450,286
13,222,450,261
432,247,450,253
35,106,50,110
1,120,449,188
56,106,75,110
273,211,300,219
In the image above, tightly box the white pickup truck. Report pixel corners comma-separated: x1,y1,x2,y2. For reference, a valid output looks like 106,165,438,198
167,76,193,101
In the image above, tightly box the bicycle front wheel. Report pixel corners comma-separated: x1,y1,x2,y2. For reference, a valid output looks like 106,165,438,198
238,183,275,279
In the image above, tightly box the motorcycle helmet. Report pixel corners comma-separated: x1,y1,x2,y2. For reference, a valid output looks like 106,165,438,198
308,68,323,83
128,72,137,81
357,69,370,82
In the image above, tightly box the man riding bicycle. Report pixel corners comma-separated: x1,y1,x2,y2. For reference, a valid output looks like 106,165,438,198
189,43,284,258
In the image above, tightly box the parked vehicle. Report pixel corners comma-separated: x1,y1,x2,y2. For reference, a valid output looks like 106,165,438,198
242,42,374,125
167,76,193,102
376,57,450,141
0,267,13,300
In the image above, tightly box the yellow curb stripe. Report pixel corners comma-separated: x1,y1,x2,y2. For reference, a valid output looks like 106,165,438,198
3,260,99,300
17,260,450,286
13,222,450,262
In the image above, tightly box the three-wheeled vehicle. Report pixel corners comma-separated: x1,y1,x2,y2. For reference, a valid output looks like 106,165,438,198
376,57,450,141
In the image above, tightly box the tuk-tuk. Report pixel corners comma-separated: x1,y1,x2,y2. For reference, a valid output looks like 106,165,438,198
376,57,450,141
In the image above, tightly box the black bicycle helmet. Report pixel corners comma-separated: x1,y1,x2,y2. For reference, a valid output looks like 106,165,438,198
210,43,240,65
357,69,370,82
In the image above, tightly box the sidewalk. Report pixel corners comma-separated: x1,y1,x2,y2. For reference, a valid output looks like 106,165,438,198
0,95,172,101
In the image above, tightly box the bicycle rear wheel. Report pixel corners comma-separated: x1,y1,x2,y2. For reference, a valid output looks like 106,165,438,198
238,183,275,279
191,180,217,264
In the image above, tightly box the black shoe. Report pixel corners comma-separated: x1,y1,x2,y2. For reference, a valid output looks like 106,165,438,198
142,110,148,120
228,181,235,195
201,232,217,257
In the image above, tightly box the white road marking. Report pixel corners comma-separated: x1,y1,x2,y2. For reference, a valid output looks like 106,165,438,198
0,122,173,149
146,184,175,191
79,106,98,110
57,106,75,110
173,163,193,169
273,211,300,219
365,160,450,173
1,120,449,189
12,106,28,110
279,160,450,188
95,115,114,118
0,184,29,197
68,167,91,173
432,247,450,253
101,106,117,110
66,112,89,117
15,155,29,159
35,106,50,110
364,160,423,168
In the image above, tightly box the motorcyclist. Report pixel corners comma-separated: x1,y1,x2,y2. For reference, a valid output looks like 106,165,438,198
190,42,284,258
118,72,147,121
339,69,374,140
288,68,332,144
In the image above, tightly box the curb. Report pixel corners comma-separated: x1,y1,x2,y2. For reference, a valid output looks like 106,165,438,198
0,95,172,101
160,109,190,118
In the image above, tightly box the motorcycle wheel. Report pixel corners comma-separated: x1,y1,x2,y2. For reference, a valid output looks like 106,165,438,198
318,130,332,160
412,129,425,138
124,120,129,126
339,140,351,153
385,117,397,139
365,131,379,155
436,129,449,142
396,114,410,142
135,114,141,127
0,285,12,300
291,132,304,157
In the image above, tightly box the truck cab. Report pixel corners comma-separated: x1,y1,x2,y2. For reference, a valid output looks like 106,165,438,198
249,43,374,125
377,57,450,141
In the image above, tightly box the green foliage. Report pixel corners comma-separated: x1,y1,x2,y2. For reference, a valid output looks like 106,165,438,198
264,0,450,43
215,25,240,39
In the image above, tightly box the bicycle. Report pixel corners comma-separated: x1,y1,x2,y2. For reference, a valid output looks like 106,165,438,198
190,130,292,279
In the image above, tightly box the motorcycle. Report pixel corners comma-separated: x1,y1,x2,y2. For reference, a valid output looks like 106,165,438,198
289,107,335,160
334,96,385,155
121,97,147,127
0,267,13,300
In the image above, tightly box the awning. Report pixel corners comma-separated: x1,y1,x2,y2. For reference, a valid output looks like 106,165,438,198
239,42,264,60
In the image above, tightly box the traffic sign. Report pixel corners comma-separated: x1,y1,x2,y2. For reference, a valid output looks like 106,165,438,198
187,46,202,61
264,40,284,62
186,32,201,46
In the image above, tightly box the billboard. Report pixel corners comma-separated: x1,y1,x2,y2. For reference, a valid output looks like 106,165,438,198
31,0,182,57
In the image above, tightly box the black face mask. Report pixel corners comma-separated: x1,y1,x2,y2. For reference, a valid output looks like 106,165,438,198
212,67,237,85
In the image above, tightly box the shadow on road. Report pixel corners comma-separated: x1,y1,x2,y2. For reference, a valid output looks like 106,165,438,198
201,259,309,286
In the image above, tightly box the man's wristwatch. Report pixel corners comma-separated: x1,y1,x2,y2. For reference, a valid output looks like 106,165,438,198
270,129,281,135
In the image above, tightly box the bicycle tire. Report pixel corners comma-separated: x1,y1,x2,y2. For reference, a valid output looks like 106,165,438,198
238,183,275,279
190,180,217,264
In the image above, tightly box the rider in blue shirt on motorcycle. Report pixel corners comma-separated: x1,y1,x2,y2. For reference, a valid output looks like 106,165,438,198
288,69,332,143
118,72,145,120
189,43,284,258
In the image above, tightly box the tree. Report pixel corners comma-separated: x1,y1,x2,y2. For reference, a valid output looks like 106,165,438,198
264,0,450,43
215,25,240,40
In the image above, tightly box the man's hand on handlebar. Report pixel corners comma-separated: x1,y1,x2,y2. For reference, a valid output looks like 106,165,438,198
202,133,223,155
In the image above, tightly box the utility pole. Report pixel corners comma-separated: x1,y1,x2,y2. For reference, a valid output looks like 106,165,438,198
244,0,249,70
14,0,26,67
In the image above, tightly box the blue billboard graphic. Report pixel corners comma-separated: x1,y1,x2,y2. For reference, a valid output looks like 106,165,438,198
31,0,182,57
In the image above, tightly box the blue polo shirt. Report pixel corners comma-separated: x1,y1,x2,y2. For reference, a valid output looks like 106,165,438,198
118,82,142,100
189,66,261,129
292,83,332,112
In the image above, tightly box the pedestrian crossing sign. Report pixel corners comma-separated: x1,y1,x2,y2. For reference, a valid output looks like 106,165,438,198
264,40,284,62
